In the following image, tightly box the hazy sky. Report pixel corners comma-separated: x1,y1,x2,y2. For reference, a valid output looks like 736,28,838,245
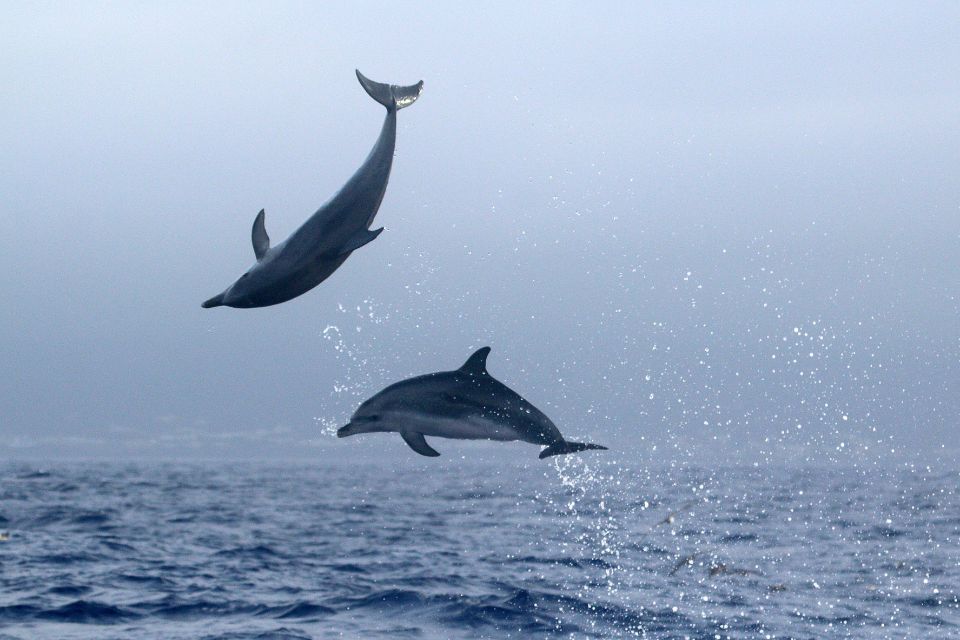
2,3,957,464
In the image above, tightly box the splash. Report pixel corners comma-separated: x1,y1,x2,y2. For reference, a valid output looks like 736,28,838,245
314,301,397,440
540,455,647,636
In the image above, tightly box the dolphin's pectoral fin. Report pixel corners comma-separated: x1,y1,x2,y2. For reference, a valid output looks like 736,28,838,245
458,347,492,377
338,227,383,256
252,209,270,260
400,431,440,457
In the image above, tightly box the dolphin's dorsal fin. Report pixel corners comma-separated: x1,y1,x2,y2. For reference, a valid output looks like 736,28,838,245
252,209,270,260
401,432,440,457
458,347,491,376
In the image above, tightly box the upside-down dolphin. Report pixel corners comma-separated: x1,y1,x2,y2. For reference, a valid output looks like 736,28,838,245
202,70,423,309
338,347,608,459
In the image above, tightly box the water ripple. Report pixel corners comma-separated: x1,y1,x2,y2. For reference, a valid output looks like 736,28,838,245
0,462,956,639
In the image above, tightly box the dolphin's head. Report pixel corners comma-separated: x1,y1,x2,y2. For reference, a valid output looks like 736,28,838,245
201,290,227,308
201,263,267,309
338,394,391,438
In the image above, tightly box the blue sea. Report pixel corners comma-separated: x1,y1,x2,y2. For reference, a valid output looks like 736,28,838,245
0,459,956,639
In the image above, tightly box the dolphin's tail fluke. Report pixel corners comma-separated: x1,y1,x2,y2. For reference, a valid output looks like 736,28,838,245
538,440,608,459
356,70,423,111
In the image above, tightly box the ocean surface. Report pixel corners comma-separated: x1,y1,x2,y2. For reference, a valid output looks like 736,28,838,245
0,459,956,639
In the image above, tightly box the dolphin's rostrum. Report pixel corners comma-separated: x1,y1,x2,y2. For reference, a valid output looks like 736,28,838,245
202,70,423,309
338,347,608,459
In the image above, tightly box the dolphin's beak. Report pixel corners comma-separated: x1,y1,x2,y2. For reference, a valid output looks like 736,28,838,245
202,292,226,308
338,416,377,437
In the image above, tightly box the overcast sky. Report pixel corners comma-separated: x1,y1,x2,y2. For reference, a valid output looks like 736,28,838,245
1,2,957,464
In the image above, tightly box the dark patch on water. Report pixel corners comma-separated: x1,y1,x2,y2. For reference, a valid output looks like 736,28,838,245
36,600,139,623
719,532,759,543
32,552,104,565
16,471,52,480
264,602,335,620
200,628,311,640
864,524,907,539
69,511,112,526
116,573,174,587
332,588,431,610
326,562,366,573
905,593,960,608
213,544,283,560
503,554,616,569
46,584,92,597
440,601,562,633
147,597,260,620
0,604,41,622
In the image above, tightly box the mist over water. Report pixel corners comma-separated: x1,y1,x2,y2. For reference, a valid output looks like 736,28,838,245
1,3,957,464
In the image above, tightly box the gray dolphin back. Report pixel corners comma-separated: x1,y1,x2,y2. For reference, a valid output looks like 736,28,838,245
356,70,423,111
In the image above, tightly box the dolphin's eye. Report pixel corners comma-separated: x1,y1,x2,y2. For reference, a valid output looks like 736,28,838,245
240,273,250,279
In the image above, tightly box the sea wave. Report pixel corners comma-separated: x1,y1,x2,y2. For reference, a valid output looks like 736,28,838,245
0,462,956,639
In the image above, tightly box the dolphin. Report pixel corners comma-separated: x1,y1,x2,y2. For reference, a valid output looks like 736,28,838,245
337,347,608,459
202,70,423,309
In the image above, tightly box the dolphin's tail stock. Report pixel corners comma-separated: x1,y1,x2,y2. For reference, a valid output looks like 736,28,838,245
538,440,608,459
356,70,423,112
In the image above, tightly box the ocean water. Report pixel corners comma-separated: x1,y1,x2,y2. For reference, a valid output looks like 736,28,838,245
0,459,956,639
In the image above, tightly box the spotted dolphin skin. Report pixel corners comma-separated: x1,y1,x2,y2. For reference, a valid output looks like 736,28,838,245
338,347,608,459
202,70,423,309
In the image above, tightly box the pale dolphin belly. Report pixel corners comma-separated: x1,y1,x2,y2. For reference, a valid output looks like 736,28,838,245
391,412,524,442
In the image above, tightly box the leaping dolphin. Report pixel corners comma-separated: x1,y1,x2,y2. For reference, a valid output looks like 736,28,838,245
338,347,608,459
202,70,423,309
